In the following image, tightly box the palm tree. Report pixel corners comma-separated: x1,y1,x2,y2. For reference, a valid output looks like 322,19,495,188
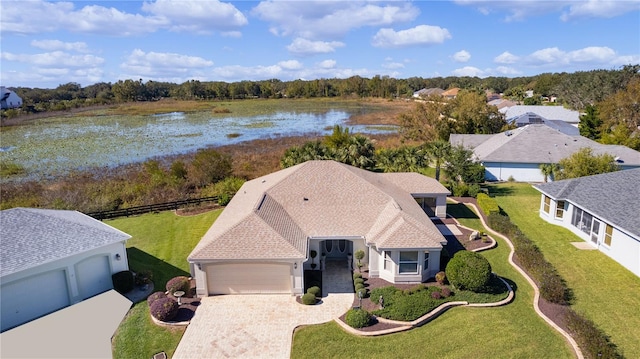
539,163,560,182
427,140,451,181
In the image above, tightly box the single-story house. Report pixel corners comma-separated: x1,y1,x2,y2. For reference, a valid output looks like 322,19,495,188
413,87,444,98
534,169,640,277
0,86,23,109
442,87,460,99
188,160,450,296
450,124,640,182
499,105,580,126
0,208,131,332
508,112,579,135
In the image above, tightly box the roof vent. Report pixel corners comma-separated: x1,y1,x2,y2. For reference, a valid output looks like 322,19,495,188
303,197,309,201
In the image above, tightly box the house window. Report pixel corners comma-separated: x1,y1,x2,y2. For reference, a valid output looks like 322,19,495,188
604,224,613,246
571,207,593,235
384,251,391,270
399,251,418,274
543,196,551,213
423,251,429,271
555,200,565,218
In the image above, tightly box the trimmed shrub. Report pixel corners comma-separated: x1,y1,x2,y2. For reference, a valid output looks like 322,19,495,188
307,286,321,297
354,278,365,286
149,297,179,322
467,184,481,198
147,291,167,307
356,287,368,298
166,276,190,295
477,193,500,215
565,308,622,359
345,309,371,328
445,251,492,292
355,283,365,291
435,271,447,285
353,272,362,280
301,292,317,305
135,269,153,286
440,287,451,298
112,270,134,294
431,291,442,299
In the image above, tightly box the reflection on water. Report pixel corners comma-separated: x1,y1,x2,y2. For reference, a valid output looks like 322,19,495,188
0,109,397,181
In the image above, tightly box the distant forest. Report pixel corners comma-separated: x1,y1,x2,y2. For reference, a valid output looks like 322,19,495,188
3,65,638,117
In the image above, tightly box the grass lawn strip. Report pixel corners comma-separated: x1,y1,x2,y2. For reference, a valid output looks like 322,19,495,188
109,209,221,359
489,183,640,358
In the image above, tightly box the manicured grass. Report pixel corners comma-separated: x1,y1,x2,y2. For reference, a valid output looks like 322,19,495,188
109,209,221,359
488,183,640,357
292,206,574,358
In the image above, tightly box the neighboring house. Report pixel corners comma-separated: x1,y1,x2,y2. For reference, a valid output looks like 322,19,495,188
450,124,640,182
0,208,131,332
413,87,444,98
500,105,580,126
0,86,23,109
509,112,579,135
188,160,450,296
487,98,517,110
534,169,640,277
442,87,460,99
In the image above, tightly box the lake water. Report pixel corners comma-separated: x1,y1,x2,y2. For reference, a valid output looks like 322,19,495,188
0,109,396,181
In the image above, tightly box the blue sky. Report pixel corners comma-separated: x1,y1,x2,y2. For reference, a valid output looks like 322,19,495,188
1,0,639,89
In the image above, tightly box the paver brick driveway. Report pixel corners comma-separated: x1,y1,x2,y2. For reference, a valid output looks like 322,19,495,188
172,293,353,359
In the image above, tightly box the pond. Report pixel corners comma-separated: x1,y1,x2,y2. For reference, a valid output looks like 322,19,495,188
0,107,397,181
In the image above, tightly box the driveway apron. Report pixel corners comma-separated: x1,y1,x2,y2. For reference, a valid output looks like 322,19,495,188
173,263,354,359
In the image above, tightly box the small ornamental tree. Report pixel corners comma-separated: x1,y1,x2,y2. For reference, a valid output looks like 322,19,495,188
354,249,365,272
445,251,492,292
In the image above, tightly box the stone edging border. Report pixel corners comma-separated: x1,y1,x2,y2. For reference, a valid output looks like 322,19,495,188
150,314,190,327
448,199,583,359
335,276,514,337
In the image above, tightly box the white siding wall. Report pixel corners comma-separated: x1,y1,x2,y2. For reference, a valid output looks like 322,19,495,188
484,162,545,182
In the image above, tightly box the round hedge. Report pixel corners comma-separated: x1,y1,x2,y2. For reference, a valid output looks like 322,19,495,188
354,278,364,286
353,272,362,280
345,309,371,328
445,250,492,292
149,297,179,322
301,292,317,305
147,291,167,307
166,276,190,295
307,286,321,297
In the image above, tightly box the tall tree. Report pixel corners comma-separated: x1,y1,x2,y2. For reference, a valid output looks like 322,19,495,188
578,104,602,140
555,148,619,180
597,77,640,150
427,140,451,181
446,90,506,135
398,95,449,142
443,145,484,184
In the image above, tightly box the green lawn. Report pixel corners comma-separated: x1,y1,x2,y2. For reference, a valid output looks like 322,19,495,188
109,209,221,359
488,183,640,358
292,205,574,358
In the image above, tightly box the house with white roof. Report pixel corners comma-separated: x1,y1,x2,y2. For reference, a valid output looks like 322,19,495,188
500,105,580,126
0,208,131,332
450,124,640,182
188,160,450,296
534,169,640,277
0,86,22,109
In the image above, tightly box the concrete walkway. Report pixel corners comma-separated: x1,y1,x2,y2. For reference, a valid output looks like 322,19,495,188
173,261,354,359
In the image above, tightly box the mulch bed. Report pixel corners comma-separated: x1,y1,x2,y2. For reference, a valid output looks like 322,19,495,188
162,279,201,323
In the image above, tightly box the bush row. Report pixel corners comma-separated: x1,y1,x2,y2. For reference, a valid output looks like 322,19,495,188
487,212,569,304
476,193,499,215
487,212,622,358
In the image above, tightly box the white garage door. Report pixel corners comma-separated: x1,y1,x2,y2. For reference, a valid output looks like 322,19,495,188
207,262,292,295
1,270,70,332
76,255,113,300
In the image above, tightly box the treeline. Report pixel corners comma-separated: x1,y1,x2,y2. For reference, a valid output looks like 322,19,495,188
2,65,637,118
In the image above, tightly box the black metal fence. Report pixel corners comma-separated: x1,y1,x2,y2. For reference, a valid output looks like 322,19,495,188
85,196,218,220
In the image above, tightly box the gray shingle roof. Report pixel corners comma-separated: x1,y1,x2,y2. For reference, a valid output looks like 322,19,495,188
534,169,640,237
189,161,448,261
0,208,131,277
500,105,580,123
450,125,640,165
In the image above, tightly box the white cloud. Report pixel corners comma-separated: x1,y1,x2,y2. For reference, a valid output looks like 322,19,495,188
494,66,522,76
30,40,90,53
561,1,640,21
451,66,485,77
252,1,419,39
382,62,405,69
453,50,471,63
287,38,345,56
141,0,247,33
371,25,451,48
494,51,520,64
121,49,214,78
277,60,303,70
318,60,337,69
1,51,104,67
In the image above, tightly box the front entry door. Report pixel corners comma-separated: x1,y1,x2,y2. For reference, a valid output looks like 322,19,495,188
324,240,350,258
